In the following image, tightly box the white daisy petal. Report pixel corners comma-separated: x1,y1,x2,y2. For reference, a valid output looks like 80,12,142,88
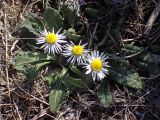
36,28,66,54
83,50,109,81
97,71,105,80
86,69,92,74
63,41,89,65
92,72,96,81
52,28,55,34
56,28,62,34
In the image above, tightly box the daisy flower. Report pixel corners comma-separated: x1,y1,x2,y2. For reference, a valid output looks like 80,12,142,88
36,28,66,54
63,41,89,65
83,50,109,81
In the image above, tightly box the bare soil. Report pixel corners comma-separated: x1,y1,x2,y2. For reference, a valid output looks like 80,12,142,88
1,0,160,120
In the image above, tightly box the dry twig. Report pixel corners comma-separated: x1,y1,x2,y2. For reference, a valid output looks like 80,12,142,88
144,1,160,35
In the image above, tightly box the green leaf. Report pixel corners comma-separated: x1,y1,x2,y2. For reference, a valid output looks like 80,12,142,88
69,65,93,83
60,4,79,27
45,66,90,90
150,43,160,53
59,67,68,78
63,65,93,89
41,0,50,9
44,74,58,86
131,51,155,70
124,44,160,75
66,28,81,41
43,7,63,32
47,68,68,112
147,62,160,75
108,17,123,42
13,52,54,66
49,89,64,112
49,81,66,112
44,67,68,87
12,52,55,79
63,75,88,90
19,12,44,36
69,65,86,77
19,65,39,79
97,80,112,107
150,40,160,54
123,44,142,56
85,8,100,17
20,21,38,36
27,12,44,29
109,60,143,89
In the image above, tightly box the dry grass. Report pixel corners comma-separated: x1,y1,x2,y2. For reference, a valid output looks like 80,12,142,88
1,0,160,120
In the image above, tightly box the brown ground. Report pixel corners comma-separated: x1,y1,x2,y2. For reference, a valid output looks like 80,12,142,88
1,0,160,120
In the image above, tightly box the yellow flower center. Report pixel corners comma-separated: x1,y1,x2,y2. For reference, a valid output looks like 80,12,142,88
72,45,83,56
46,33,58,44
91,59,103,71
